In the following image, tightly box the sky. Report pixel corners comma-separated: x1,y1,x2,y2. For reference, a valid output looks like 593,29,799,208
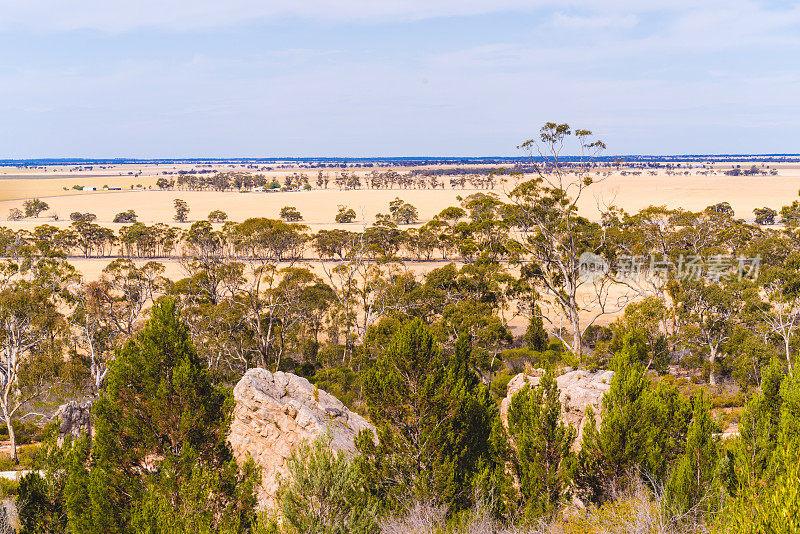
1,0,799,158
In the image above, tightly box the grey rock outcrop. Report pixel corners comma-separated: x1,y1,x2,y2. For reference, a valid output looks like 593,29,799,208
228,368,374,509
54,400,92,445
500,369,614,448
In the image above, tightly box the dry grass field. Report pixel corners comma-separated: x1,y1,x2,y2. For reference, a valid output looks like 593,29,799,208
2,162,799,290
2,163,799,229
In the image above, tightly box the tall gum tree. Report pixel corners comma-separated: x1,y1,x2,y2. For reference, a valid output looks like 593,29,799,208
0,256,72,463
507,123,629,359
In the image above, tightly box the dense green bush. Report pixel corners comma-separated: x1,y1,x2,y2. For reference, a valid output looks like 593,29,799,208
575,335,692,504
273,438,378,534
358,320,506,515
507,369,576,519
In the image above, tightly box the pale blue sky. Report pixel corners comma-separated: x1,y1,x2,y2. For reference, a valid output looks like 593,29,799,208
1,1,798,157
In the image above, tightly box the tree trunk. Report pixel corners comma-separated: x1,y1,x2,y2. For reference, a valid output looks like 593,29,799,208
9,422,17,465
2,406,17,465
709,347,717,387
571,306,582,360
572,328,582,360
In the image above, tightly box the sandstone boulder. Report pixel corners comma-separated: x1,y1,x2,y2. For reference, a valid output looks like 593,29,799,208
228,368,374,509
54,400,92,445
500,369,614,448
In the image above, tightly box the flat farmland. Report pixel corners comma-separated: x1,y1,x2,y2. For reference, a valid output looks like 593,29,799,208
2,166,800,230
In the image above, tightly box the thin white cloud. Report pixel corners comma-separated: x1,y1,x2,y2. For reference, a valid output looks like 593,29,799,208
549,12,638,30
0,0,720,33
0,0,533,32
431,0,800,72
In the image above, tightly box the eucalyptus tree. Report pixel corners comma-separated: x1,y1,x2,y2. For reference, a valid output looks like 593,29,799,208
280,206,303,222
70,219,116,257
67,279,116,391
320,231,415,363
753,207,777,225
207,209,228,223
0,255,73,462
171,258,249,374
506,123,621,358
185,220,226,261
602,205,683,296
403,225,439,261
669,278,741,386
118,222,155,256
388,197,418,225
759,253,800,375
173,198,190,222
23,198,49,218
364,218,402,258
780,192,800,227
0,282,62,462
335,205,357,223
313,229,359,260
266,266,333,370
100,259,167,338
234,217,308,262
431,206,466,259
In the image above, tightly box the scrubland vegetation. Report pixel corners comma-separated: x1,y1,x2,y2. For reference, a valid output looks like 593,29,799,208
1,124,799,532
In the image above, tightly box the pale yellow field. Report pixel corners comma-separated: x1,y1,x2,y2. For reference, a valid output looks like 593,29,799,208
0,165,162,201
0,188,470,230
2,164,798,230
575,168,800,218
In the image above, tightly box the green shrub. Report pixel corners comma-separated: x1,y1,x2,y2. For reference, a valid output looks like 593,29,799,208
0,477,19,498
359,324,504,515
501,347,540,373
490,372,513,398
316,344,345,367
507,370,576,519
575,336,692,504
0,444,41,471
714,446,800,534
0,420,44,445
557,482,664,534
710,390,745,409
663,391,721,522
275,438,378,534
310,366,359,409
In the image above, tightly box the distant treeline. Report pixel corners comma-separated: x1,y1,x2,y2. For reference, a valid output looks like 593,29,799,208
3,153,799,168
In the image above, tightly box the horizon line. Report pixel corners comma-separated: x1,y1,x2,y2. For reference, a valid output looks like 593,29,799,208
2,153,800,165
